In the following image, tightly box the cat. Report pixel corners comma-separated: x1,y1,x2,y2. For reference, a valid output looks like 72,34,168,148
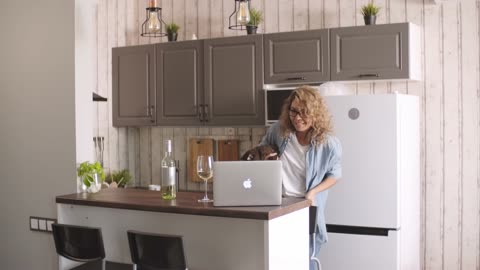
240,144,279,161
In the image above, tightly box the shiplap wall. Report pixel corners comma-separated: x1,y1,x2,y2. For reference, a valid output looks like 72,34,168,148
86,0,480,269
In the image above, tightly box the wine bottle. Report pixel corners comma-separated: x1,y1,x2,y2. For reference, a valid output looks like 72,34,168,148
161,139,176,199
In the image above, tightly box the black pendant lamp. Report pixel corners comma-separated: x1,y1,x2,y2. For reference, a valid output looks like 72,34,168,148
229,0,251,30
141,0,167,37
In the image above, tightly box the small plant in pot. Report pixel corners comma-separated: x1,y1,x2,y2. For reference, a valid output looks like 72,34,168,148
361,2,380,25
166,22,179,42
104,169,132,188
246,8,263,35
77,161,105,193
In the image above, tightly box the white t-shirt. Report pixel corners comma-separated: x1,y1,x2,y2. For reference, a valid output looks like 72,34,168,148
280,134,308,197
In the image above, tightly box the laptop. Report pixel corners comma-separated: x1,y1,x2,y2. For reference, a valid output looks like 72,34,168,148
213,160,283,207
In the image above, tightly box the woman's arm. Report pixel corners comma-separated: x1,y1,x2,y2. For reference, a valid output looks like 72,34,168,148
305,176,337,204
305,136,342,204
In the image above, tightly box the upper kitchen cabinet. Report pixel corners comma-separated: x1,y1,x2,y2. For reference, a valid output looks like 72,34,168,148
330,22,421,81
203,35,265,126
264,29,330,85
155,41,203,126
112,45,156,126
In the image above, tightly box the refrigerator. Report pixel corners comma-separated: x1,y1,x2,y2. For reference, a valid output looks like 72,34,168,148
319,94,420,270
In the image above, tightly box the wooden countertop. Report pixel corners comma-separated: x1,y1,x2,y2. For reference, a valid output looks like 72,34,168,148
56,188,310,220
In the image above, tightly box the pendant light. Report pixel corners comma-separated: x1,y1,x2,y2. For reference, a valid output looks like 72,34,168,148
141,0,167,37
229,0,251,30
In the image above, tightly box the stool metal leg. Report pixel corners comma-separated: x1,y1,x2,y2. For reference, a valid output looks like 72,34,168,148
310,233,321,270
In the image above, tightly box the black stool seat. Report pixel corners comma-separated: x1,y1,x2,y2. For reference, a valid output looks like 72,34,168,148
127,230,187,270
52,223,106,270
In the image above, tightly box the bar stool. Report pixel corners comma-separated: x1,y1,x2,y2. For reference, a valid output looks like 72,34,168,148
310,206,321,270
127,230,188,270
52,223,106,270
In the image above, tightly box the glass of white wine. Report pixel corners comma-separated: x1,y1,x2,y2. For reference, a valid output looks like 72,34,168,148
197,155,214,203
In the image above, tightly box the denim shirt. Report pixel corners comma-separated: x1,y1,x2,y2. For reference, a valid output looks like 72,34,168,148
260,122,342,247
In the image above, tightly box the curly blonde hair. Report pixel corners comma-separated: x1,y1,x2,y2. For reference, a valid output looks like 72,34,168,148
279,85,333,144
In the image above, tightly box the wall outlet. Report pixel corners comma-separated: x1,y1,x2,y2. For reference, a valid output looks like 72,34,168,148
46,220,55,232
225,128,235,136
30,217,39,230
30,216,57,233
38,219,47,230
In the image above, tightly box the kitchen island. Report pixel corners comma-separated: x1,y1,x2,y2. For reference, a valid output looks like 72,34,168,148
56,189,310,270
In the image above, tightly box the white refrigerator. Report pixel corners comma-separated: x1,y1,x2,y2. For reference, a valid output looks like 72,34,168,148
319,94,420,270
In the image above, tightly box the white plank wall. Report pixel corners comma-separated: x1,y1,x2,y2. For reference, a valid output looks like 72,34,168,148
82,0,480,269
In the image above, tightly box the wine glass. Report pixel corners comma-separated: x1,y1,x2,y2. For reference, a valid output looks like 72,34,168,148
197,155,214,203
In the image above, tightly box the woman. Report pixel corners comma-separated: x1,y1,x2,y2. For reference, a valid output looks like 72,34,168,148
260,85,342,269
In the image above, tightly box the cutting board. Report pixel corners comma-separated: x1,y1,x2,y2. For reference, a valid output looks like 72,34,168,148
188,138,214,183
217,140,239,161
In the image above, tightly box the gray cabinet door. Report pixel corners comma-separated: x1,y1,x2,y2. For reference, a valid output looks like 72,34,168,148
264,29,330,85
156,41,203,126
204,35,265,126
331,23,412,81
112,45,155,126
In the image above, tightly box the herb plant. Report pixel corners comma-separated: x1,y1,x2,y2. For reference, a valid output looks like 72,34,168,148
248,8,263,26
361,2,380,16
77,161,105,187
166,23,180,34
105,169,132,188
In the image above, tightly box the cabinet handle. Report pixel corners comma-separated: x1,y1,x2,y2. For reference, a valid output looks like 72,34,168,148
146,105,154,116
285,77,306,81
204,104,209,122
197,105,204,122
358,73,379,78
150,105,155,123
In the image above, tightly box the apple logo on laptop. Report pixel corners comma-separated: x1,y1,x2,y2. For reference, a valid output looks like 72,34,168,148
243,178,252,189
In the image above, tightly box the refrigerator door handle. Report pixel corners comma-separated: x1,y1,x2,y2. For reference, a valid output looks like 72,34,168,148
326,224,398,236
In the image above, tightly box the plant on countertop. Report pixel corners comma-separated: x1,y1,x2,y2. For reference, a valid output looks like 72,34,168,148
166,22,180,34
247,8,263,27
105,169,132,188
77,161,105,188
361,2,380,16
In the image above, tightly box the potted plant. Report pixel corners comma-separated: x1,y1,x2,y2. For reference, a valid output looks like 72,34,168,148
104,169,132,188
246,8,263,35
361,2,380,25
77,161,105,193
166,22,179,42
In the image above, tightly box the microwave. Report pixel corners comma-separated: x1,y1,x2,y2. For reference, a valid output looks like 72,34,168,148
265,85,326,125
265,89,294,125
265,83,348,125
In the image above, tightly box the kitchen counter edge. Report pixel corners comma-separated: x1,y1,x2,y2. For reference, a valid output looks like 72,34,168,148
56,188,311,220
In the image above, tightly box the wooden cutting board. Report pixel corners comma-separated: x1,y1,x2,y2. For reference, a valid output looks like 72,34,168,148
217,140,239,161
188,138,214,183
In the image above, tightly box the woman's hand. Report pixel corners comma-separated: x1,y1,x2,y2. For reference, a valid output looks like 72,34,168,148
305,190,316,206
305,177,338,205
264,152,278,160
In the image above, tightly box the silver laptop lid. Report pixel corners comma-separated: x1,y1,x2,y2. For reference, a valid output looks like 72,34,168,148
213,160,282,207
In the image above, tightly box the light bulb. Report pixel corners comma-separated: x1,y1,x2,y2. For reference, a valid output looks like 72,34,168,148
236,1,250,25
146,11,161,33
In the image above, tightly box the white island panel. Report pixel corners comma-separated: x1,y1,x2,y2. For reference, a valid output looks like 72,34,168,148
58,203,309,270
